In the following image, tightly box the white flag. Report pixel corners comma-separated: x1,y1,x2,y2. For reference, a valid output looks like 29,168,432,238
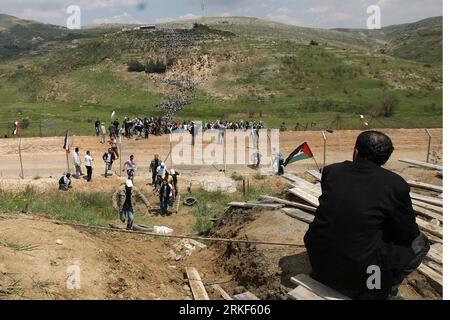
111,111,116,119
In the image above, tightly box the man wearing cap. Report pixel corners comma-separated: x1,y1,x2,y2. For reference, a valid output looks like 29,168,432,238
112,180,151,230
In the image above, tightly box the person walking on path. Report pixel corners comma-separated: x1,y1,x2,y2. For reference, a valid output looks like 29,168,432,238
112,179,151,230
123,155,136,181
102,148,116,178
100,123,106,144
73,147,83,178
85,150,93,182
159,178,173,216
149,154,161,187
95,119,101,137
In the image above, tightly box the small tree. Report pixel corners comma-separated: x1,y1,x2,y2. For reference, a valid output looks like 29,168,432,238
127,60,145,72
379,94,399,117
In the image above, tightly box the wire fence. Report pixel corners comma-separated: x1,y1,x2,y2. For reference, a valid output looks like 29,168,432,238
0,120,64,138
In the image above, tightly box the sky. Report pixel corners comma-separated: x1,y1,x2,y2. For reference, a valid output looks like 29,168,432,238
0,0,443,29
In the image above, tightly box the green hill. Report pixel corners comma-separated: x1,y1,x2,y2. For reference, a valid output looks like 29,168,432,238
0,15,442,136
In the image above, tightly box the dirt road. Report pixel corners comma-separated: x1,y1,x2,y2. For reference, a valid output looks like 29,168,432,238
0,129,442,179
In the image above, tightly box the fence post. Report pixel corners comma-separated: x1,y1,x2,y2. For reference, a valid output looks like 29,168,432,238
425,129,432,163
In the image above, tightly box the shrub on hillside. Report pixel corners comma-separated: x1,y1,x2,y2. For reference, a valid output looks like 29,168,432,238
145,59,167,74
127,59,145,72
379,94,399,117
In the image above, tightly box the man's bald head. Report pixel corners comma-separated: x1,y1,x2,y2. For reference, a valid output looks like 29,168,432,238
354,131,394,166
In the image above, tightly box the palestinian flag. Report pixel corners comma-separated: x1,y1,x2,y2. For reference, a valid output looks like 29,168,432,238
63,131,70,154
284,142,314,166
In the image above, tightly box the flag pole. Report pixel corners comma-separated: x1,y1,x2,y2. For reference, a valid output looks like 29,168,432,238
312,156,322,173
18,137,24,179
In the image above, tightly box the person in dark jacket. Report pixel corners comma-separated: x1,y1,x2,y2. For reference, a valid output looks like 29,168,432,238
149,154,161,188
102,148,116,178
159,178,173,216
59,173,72,191
304,131,430,300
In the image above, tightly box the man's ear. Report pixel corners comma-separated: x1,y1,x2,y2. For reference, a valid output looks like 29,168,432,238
353,148,358,161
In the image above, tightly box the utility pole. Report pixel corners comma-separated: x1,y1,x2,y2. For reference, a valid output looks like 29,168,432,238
201,0,207,17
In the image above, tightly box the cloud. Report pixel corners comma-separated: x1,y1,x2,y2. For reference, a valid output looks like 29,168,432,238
91,12,143,24
0,0,443,28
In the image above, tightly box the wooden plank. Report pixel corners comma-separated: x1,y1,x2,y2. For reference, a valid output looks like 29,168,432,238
410,193,443,207
306,170,322,182
418,264,443,291
413,205,443,222
416,218,442,239
282,208,314,224
212,284,233,301
423,231,443,244
288,285,325,300
407,180,443,193
259,195,317,213
283,174,322,196
185,267,209,300
290,274,351,300
399,159,443,171
424,260,442,275
234,292,260,300
288,188,319,207
426,244,443,265
228,202,284,210
412,200,443,213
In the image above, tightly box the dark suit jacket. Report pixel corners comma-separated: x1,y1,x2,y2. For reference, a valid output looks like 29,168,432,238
304,159,420,299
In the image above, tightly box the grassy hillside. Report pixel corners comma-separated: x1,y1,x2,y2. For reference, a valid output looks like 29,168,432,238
0,16,442,137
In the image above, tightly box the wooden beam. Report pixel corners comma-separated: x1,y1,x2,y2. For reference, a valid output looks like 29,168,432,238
418,264,442,292
416,218,442,239
259,195,317,213
185,267,209,300
410,193,443,207
282,208,314,224
228,202,284,210
290,274,351,300
288,188,319,207
212,284,233,300
283,174,322,196
306,170,322,182
407,180,443,193
424,260,442,275
412,200,443,213
413,205,442,222
399,159,443,171
234,292,260,300
288,285,325,300
426,244,442,265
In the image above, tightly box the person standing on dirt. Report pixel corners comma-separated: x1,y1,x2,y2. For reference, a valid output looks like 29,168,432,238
159,178,173,216
304,131,430,300
85,150,93,182
95,119,101,137
123,155,136,181
149,154,161,188
112,179,151,230
59,173,72,191
100,123,106,144
169,169,180,198
109,135,119,158
73,147,83,178
102,148,116,178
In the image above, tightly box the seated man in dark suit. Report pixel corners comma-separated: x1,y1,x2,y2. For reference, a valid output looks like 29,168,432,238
304,131,430,300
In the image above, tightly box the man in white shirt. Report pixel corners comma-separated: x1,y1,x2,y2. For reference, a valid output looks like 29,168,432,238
100,123,106,144
123,155,136,181
72,147,83,178
85,150,93,182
